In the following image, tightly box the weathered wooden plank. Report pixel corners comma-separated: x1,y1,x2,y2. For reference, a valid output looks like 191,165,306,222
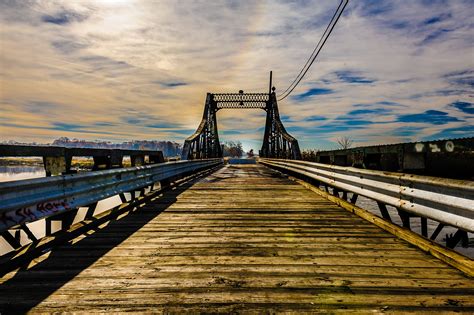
4,264,465,280
0,164,472,314
1,291,473,308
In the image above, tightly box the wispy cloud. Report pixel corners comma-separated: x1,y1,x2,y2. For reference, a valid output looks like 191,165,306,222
450,101,474,115
397,110,461,125
423,13,452,25
159,82,188,88
334,70,375,84
0,0,473,151
292,88,333,101
42,10,88,25
347,108,392,116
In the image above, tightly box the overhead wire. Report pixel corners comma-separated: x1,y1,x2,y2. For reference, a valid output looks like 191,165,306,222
278,0,344,97
277,0,349,101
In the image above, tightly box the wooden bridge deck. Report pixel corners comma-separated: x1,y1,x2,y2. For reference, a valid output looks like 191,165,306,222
0,164,473,313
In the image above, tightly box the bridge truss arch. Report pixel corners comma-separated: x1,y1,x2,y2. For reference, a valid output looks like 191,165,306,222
181,90,301,160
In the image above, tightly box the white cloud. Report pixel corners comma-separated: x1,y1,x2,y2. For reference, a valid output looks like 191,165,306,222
0,0,472,151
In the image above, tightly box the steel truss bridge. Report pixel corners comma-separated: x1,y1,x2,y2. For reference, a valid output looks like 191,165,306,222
181,89,301,160
0,143,473,312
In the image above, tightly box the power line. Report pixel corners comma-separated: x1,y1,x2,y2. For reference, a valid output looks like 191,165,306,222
278,0,344,97
278,0,349,101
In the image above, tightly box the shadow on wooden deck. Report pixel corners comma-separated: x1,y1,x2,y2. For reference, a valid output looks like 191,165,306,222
0,177,199,313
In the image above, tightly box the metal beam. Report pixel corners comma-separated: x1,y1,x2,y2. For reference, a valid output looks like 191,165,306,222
182,89,301,160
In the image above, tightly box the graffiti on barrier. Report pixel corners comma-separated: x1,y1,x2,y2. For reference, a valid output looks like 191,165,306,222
0,199,71,230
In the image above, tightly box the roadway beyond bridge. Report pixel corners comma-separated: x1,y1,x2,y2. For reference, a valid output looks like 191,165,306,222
1,164,472,313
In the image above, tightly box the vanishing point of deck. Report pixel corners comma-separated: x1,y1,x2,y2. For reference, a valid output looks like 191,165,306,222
0,164,472,313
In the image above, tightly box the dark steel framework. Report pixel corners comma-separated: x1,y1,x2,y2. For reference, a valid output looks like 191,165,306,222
182,89,301,160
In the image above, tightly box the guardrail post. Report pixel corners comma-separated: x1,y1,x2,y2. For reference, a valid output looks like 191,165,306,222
397,209,411,229
341,191,347,200
430,223,445,240
350,193,358,204
377,202,392,222
421,217,428,237
446,230,469,248
323,184,330,193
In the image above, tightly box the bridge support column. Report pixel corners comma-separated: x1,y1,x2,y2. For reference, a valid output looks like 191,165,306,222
149,152,165,164
131,155,145,166
397,209,411,229
93,156,111,170
110,152,124,168
43,155,72,176
182,93,221,160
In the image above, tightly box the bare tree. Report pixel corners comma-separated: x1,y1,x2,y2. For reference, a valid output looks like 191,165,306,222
336,136,353,149
301,149,319,162
222,141,244,157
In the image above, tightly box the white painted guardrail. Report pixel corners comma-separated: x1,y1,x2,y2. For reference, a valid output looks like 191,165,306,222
260,158,474,232
0,159,222,231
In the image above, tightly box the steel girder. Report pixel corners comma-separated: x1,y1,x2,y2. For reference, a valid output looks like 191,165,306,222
260,92,301,160
182,91,301,160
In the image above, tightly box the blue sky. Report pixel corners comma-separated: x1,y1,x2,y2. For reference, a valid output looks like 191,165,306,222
0,0,473,151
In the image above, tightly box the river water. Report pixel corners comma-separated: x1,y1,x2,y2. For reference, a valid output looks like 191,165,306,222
0,165,45,182
0,166,472,258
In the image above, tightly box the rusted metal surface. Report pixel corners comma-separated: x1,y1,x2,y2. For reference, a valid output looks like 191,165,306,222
307,137,474,179
0,159,222,231
260,158,474,232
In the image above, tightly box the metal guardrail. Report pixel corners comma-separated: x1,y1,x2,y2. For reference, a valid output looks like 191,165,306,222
260,158,474,232
0,159,222,231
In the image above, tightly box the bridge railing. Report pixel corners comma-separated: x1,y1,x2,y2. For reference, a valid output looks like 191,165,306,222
0,144,165,176
260,158,474,246
301,137,474,179
0,159,222,251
